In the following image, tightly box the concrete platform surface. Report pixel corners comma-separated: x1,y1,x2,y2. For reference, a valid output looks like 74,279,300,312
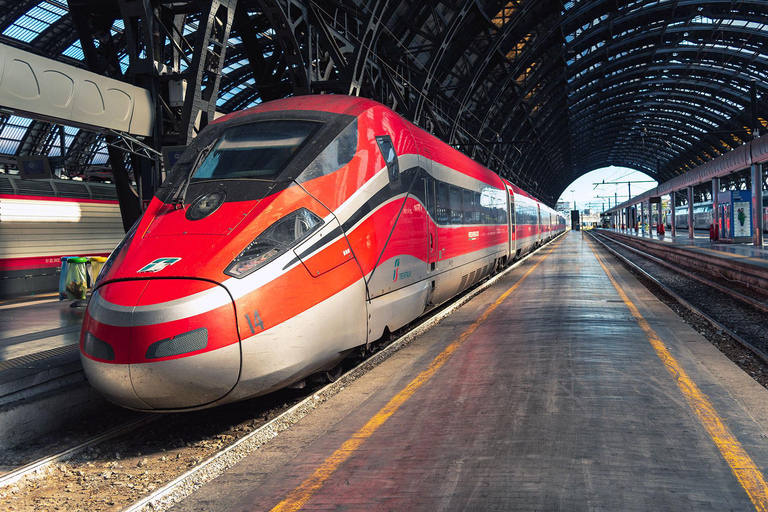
172,231,768,511
0,296,83,363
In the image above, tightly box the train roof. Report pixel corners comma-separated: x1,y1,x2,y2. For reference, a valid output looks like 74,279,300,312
212,96,381,126
213,97,557,209
501,178,540,203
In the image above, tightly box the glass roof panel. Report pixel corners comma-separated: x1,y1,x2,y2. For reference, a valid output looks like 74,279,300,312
2,1,68,43
0,116,34,154
90,137,109,165
62,39,84,60
47,125,79,157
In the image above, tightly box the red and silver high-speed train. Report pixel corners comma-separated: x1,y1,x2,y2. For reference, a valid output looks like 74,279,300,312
80,96,565,411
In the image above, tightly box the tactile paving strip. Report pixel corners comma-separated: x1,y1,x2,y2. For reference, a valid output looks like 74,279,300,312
0,344,79,372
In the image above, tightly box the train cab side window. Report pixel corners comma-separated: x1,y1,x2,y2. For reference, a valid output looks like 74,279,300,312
298,119,358,182
427,178,437,220
375,136,399,181
411,174,427,206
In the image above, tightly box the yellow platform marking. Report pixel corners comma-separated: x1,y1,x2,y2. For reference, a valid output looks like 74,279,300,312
270,240,563,512
588,239,768,512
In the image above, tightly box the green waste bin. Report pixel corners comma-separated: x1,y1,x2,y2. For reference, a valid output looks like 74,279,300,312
65,257,89,300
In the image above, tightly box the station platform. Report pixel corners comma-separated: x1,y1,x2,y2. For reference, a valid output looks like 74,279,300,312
0,294,93,449
173,231,768,511
0,294,83,365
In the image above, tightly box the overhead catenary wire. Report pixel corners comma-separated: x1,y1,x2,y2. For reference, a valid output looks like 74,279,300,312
309,2,537,192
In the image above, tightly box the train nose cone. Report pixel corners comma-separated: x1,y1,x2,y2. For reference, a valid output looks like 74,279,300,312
82,279,241,410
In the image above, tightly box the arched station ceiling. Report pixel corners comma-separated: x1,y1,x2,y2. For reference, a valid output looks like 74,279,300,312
0,0,767,205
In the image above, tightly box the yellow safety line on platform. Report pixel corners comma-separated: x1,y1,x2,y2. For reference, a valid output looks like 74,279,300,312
269,239,563,512
588,239,768,512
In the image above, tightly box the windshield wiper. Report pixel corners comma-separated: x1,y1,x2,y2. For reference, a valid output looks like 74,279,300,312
170,141,216,210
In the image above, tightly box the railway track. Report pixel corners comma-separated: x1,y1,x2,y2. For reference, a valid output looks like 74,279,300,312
0,234,564,512
589,230,768,367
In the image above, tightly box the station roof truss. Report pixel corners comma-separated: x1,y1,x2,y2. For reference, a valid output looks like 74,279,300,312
0,0,766,204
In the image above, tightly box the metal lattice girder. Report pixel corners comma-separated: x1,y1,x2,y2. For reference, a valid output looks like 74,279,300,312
3,0,768,206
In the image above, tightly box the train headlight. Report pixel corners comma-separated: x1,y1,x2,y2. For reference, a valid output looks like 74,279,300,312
225,208,323,278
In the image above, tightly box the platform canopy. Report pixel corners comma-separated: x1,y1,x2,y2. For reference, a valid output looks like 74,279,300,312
0,0,766,205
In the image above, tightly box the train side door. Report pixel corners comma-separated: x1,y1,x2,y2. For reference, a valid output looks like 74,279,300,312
537,204,542,241
508,188,515,259
421,149,438,272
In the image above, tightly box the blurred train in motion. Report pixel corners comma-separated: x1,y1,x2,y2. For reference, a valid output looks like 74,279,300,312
80,96,566,411
0,174,123,298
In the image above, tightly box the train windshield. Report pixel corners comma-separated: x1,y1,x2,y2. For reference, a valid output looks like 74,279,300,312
191,120,320,181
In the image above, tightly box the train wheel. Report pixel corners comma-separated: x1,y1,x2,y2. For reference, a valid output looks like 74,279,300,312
323,363,345,383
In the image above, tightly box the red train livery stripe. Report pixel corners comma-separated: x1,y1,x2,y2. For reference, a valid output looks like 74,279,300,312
0,254,110,271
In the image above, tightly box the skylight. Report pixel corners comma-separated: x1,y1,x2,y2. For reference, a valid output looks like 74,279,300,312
2,1,68,43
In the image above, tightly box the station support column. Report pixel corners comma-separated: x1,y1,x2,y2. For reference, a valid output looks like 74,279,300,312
687,186,695,239
712,178,719,234
640,203,644,233
753,163,764,246
670,191,676,238
647,199,652,232
657,200,663,235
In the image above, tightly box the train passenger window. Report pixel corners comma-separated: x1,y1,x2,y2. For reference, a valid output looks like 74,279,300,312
375,135,399,181
497,204,507,225
463,190,473,224
450,186,463,225
437,182,450,224
298,119,358,182
192,120,319,181
474,193,482,224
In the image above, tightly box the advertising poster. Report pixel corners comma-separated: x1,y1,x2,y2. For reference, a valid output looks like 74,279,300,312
733,201,751,238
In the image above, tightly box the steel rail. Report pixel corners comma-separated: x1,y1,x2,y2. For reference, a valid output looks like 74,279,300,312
592,232,768,315
0,415,160,489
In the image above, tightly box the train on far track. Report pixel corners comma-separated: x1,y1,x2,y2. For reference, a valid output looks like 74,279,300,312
80,96,566,411
0,175,123,298
665,196,768,232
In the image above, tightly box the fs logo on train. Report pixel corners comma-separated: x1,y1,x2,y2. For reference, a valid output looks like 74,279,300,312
392,258,401,282
137,257,182,273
